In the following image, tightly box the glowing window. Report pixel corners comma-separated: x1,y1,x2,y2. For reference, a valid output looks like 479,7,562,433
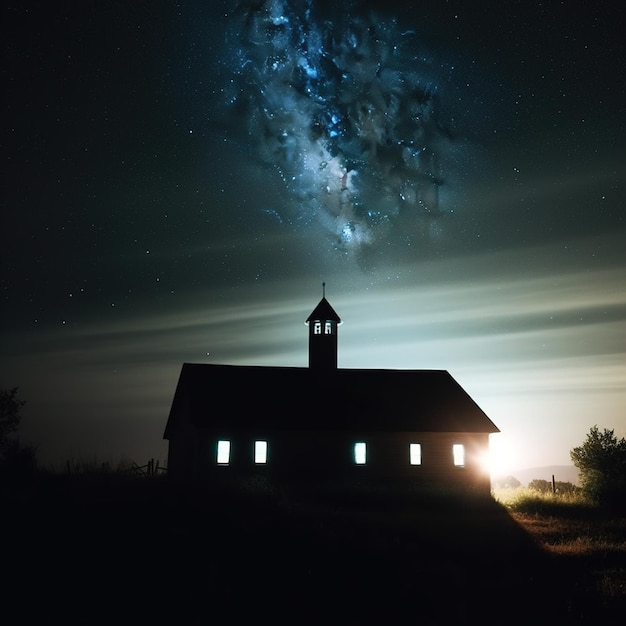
217,440,231,465
453,444,465,467
254,440,267,464
410,443,422,465
354,442,367,465
314,321,321,334
324,321,332,334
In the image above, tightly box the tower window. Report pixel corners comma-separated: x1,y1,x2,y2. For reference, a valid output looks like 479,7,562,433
354,442,367,465
453,444,465,467
324,320,333,334
254,440,268,464
217,440,231,465
410,443,422,465
314,321,321,335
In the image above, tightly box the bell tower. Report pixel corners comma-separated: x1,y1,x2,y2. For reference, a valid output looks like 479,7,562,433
305,283,342,372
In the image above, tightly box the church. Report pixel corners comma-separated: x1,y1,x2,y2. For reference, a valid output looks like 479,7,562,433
163,290,499,493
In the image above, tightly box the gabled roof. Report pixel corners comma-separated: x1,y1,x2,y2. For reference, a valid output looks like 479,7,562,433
305,297,342,324
164,364,499,438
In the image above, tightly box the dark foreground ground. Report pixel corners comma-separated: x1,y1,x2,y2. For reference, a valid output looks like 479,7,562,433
2,474,625,625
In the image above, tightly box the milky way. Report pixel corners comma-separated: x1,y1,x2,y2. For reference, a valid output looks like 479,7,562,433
220,0,463,262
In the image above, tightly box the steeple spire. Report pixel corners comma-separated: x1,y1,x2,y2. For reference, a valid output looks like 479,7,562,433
305,286,342,372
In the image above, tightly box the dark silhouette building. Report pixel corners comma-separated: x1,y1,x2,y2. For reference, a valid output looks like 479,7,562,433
163,291,499,493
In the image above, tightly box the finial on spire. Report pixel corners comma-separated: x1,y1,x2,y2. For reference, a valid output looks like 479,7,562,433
322,282,326,298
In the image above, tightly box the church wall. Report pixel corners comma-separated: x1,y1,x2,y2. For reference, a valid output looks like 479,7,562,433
169,429,491,494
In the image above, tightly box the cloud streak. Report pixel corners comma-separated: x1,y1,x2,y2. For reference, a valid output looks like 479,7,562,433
4,234,624,470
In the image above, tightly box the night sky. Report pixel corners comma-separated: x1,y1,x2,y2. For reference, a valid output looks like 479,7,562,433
2,1,625,475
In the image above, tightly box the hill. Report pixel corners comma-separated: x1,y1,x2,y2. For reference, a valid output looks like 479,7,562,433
4,473,625,624
498,465,580,486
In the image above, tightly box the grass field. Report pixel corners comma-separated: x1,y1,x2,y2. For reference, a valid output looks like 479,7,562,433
3,474,625,625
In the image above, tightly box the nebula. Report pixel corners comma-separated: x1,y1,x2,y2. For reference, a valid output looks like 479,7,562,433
220,0,459,260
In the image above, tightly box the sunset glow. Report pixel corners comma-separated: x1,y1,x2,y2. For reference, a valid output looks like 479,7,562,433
483,435,522,480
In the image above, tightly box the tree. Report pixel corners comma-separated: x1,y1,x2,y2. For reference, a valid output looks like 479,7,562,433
528,478,579,495
0,387,37,478
494,475,521,489
528,479,552,494
570,426,626,508
0,387,25,452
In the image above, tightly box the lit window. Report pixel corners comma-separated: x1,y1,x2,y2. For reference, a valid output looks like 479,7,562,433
254,440,267,464
354,442,366,465
324,320,332,334
410,443,422,465
453,444,465,467
314,321,321,334
217,440,231,465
